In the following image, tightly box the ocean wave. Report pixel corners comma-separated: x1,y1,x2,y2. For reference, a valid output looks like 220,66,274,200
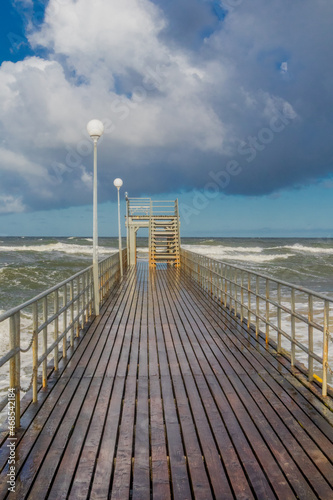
0,243,118,255
182,244,263,254
183,245,293,263
0,311,10,352
282,244,333,255
215,253,293,263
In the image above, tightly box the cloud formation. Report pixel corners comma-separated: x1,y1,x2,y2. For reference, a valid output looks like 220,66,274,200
0,0,332,213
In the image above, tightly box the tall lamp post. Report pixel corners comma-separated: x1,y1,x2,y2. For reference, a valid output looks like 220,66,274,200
87,119,104,316
113,178,123,277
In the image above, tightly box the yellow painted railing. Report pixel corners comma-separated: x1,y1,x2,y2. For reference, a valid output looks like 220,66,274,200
0,249,127,429
181,248,332,397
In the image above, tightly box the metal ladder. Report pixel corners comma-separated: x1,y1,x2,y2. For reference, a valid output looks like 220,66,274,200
149,200,180,267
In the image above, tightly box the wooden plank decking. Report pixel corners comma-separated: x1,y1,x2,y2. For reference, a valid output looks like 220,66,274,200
0,262,333,499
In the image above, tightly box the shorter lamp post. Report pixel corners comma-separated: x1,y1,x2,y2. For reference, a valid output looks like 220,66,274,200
114,178,123,277
125,191,129,267
87,119,104,316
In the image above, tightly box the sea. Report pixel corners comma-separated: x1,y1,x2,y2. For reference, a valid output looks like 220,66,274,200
0,236,332,415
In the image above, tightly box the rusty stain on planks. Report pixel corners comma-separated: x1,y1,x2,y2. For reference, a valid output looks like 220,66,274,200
0,262,333,499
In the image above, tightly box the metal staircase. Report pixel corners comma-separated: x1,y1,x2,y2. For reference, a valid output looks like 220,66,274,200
149,200,180,268
125,197,180,267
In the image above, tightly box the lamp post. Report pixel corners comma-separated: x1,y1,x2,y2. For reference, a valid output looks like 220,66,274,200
125,191,129,268
113,178,123,277
87,119,104,316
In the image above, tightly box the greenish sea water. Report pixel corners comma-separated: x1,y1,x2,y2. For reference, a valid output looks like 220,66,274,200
0,236,332,401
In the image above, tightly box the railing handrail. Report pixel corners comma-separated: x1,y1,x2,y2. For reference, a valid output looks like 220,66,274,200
182,247,333,303
127,198,177,217
0,264,96,323
180,247,332,397
0,249,127,429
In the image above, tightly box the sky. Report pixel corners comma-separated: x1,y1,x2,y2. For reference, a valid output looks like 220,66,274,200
0,0,332,237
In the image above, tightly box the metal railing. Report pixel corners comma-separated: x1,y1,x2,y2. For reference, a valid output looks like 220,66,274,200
180,248,332,396
127,198,177,217
128,198,151,216
150,200,177,216
0,249,127,428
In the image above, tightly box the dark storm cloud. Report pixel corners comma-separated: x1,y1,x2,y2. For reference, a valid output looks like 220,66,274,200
0,0,332,214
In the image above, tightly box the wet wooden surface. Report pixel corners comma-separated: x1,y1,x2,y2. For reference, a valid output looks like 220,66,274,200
0,262,333,499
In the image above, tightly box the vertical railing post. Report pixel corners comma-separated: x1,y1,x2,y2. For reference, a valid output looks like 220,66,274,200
291,288,296,366
256,276,259,337
54,290,59,371
32,302,38,403
70,281,74,347
100,261,104,301
234,269,238,317
10,313,20,428
83,273,88,323
63,286,67,358
107,258,111,296
89,270,93,317
42,297,48,388
266,280,270,344
277,283,282,353
15,313,20,427
308,295,313,382
247,274,251,328
76,277,80,337
203,257,208,292
224,265,227,307
240,272,244,322
322,300,329,397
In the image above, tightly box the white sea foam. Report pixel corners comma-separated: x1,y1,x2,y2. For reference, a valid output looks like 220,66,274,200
182,245,292,263
0,310,10,353
188,245,264,254
266,244,333,255
0,243,117,255
221,253,293,263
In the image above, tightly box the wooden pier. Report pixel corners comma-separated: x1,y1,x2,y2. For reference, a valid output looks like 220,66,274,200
0,262,333,499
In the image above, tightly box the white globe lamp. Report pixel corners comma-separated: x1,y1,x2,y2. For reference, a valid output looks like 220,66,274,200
87,119,104,141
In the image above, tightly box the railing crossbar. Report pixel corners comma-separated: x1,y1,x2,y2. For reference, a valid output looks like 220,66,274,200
0,250,127,429
180,248,331,396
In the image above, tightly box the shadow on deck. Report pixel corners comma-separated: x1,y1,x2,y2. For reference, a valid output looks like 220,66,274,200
0,262,333,499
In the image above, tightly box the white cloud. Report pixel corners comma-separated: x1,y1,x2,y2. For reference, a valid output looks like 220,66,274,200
0,147,46,177
280,62,288,74
0,0,332,212
0,195,25,214
30,0,166,78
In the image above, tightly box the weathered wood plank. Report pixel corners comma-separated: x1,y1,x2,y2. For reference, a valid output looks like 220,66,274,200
155,271,232,500
182,273,333,490
150,271,192,500
132,276,150,500
110,278,143,500
90,269,142,500
181,269,333,452
176,268,333,498
158,270,254,500
0,262,332,500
